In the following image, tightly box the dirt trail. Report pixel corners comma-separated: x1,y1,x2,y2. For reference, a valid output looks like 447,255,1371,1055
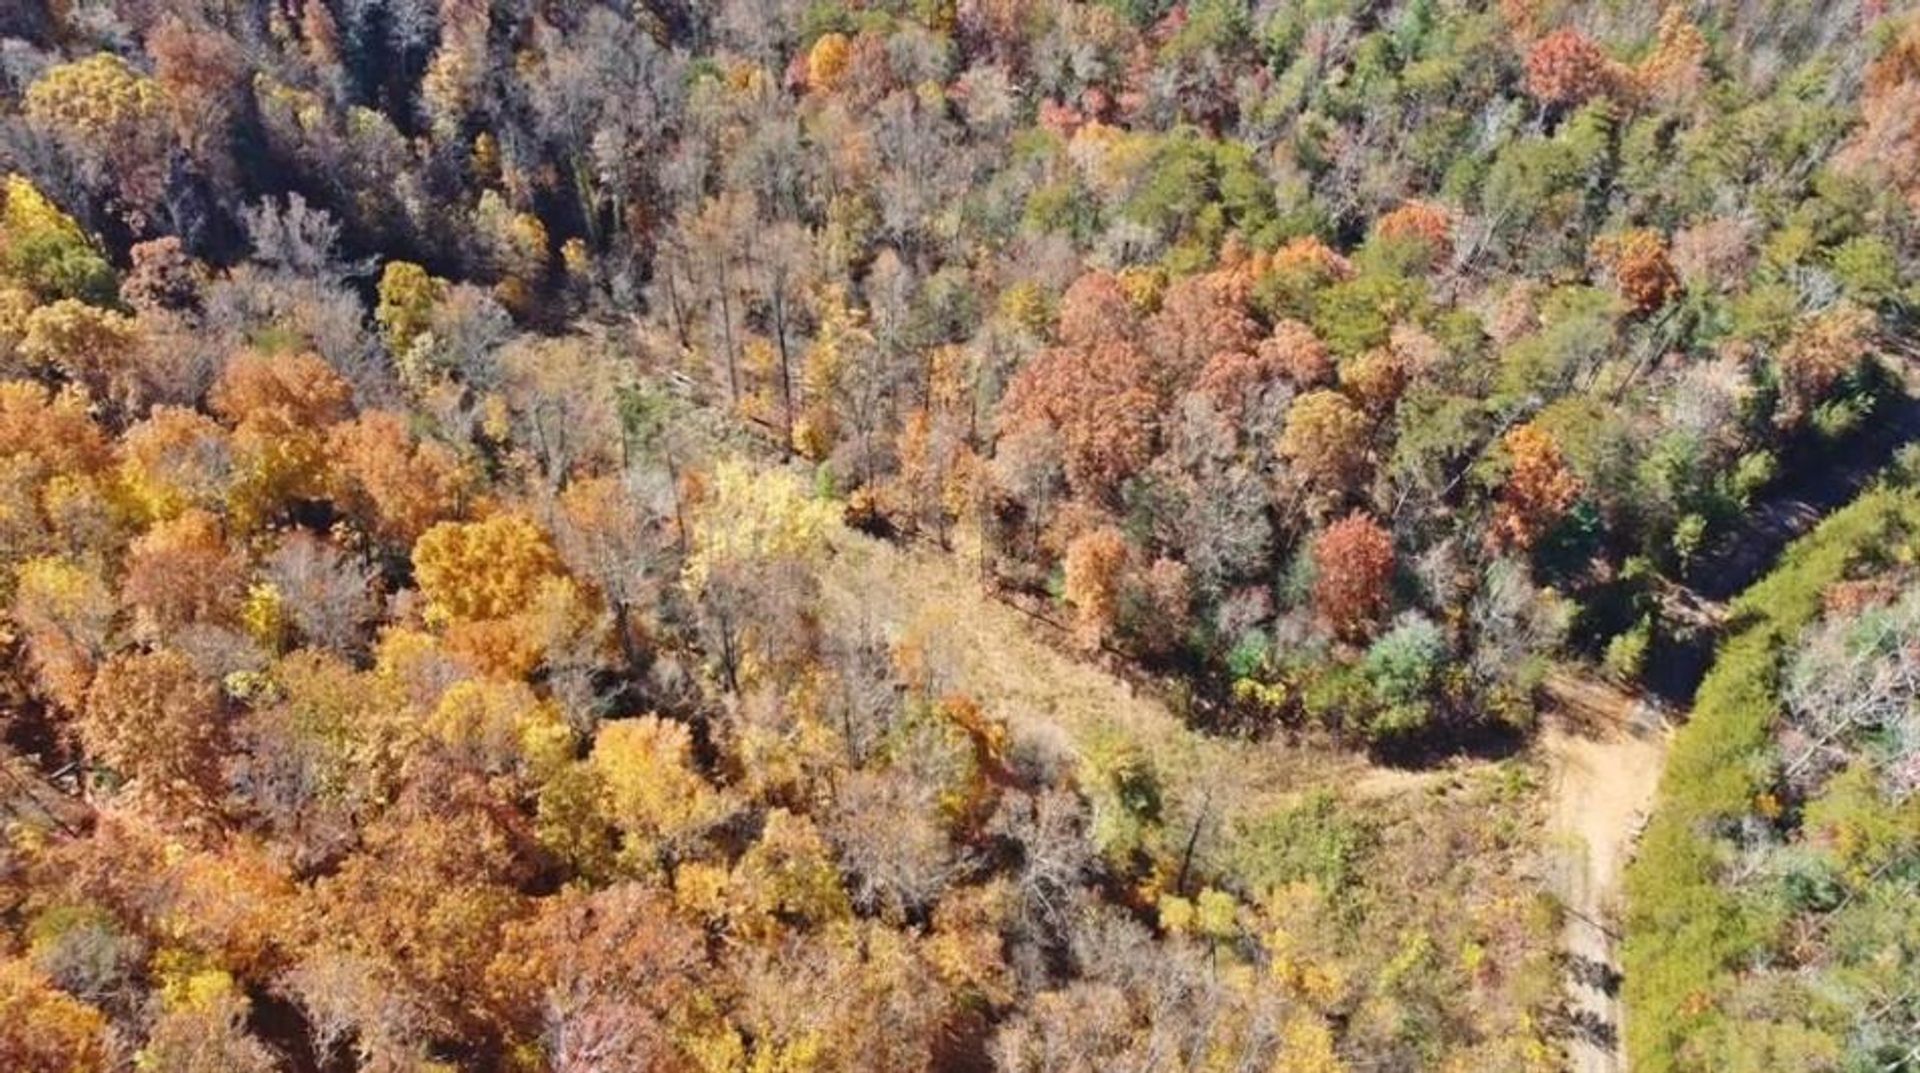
818,529,1405,827
1539,670,1669,1073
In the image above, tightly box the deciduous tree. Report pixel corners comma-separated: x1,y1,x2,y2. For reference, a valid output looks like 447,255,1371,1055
121,508,247,633
1591,229,1680,315
1312,512,1395,641
1492,423,1582,552
683,462,835,691
1063,525,1129,650
12,555,115,711
1775,301,1875,428
1523,28,1615,108
488,884,708,1072
591,715,726,861
81,648,229,817
326,410,470,549
0,176,115,304
0,958,110,1073
413,514,565,626
1280,390,1372,504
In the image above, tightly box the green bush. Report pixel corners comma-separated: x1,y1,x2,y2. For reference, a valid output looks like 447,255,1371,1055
1602,614,1651,683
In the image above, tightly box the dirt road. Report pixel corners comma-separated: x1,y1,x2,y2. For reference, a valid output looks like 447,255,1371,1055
1540,671,1669,1073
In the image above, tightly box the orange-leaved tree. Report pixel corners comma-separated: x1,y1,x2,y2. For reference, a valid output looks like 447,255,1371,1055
1312,512,1395,641
1492,423,1582,552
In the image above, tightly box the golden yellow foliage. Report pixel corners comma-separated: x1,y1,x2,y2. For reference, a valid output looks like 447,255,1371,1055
1062,526,1127,650
806,33,852,91
1280,389,1373,498
225,409,332,534
684,461,835,593
730,808,849,936
412,514,564,626
375,260,444,358
591,715,726,857
373,626,472,711
19,299,140,408
12,554,114,710
475,190,549,284
1271,1014,1349,1073
0,956,110,1073
118,406,232,521
24,54,167,138
0,176,114,303
240,582,289,651
426,678,571,779
1338,348,1408,415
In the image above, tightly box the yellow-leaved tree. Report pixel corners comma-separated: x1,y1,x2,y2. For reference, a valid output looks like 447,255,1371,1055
684,461,836,691
410,513,593,677
414,513,562,625
11,555,115,711
590,714,727,867
24,54,173,223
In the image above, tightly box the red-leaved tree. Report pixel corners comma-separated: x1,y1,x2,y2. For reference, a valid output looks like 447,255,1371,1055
1312,512,1395,641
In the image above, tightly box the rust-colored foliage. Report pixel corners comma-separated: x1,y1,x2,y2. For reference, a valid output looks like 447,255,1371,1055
81,647,229,817
488,884,708,1068
327,411,470,548
1776,301,1876,427
122,508,248,631
1271,236,1355,282
1591,229,1681,314
1144,271,1260,393
1372,200,1453,267
999,274,1161,500
122,236,205,314
1492,423,1583,551
1063,525,1130,650
1524,28,1615,106
1265,319,1336,388
0,380,110,476
1055,271,1141,350
210,349,353,429
1841,13,1920,209
304,791,531,1039
1312,512,1395,641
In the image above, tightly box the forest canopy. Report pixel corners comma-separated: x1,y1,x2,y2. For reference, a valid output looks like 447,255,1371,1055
0,1,1918,1071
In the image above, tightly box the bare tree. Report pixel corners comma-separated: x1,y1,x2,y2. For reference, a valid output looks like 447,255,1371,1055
1783,588,1920,799
266,532,378,657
